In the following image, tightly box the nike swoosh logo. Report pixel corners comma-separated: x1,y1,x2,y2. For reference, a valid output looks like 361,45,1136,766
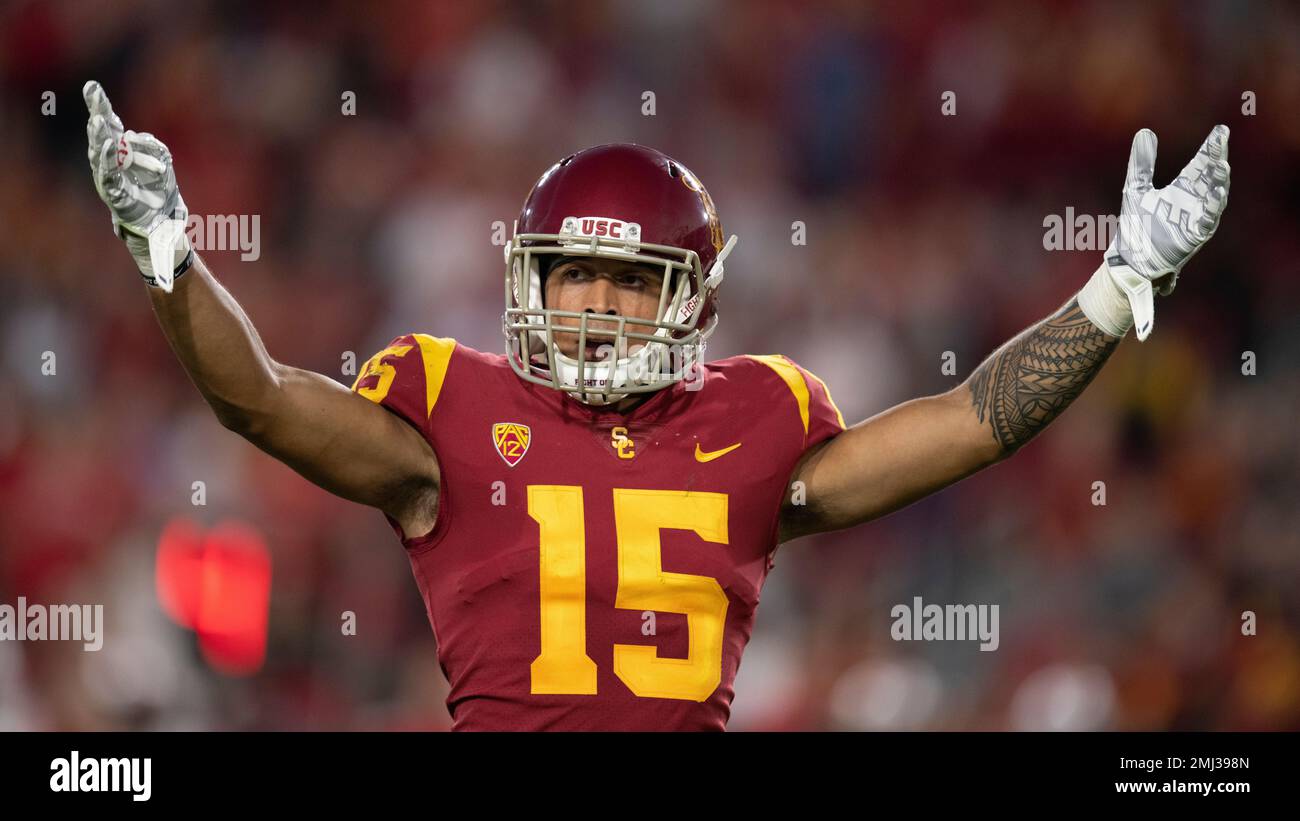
695,442,742,463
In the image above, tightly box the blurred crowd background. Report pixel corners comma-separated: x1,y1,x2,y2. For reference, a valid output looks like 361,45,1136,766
1,0,1297,730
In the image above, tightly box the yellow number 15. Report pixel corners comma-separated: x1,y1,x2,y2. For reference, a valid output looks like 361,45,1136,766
527,486,730,702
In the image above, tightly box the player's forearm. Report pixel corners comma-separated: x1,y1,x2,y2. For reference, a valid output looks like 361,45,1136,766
148,253,283,432
965,296,1121,458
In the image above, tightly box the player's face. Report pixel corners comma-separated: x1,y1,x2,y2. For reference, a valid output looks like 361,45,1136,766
543,258,666,359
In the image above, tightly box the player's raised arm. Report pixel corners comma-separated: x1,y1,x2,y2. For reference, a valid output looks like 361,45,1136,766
82,81,439,538
781,125,1231,541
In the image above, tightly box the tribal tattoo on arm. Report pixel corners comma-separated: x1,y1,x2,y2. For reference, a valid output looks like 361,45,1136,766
967,298,1121,455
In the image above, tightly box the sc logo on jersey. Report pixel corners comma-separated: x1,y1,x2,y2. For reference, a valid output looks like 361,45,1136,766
493,422,531,467
611,426,635,460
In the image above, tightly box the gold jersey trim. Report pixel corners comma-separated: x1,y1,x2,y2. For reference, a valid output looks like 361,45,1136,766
745,354,846,436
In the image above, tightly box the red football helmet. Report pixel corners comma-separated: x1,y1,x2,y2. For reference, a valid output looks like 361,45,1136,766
502,143,737,404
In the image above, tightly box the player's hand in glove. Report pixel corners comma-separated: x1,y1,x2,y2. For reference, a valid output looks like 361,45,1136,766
1078,125,1231,341
83,80,192,291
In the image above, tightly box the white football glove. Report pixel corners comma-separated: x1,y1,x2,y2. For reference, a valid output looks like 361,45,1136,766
1078,125,1230,340
83,80,192,291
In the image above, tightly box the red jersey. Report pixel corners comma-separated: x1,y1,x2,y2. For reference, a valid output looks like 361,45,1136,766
351,335,845,730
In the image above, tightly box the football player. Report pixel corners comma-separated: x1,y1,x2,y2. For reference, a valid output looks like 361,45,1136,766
83,81,1229,730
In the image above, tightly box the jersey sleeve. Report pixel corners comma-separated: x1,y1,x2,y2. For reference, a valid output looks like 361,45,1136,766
744,354,847,450
351,333,458,549
350,333,457,437
742,354,847,572
789,358,847,448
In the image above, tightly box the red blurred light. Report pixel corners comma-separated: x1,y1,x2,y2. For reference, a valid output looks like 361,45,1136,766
156,517,272,676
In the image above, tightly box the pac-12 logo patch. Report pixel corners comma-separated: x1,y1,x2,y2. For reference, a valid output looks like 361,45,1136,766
492,422,531,467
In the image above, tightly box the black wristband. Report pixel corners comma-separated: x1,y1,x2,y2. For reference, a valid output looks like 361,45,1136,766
173,248,195,278
142,248,195,289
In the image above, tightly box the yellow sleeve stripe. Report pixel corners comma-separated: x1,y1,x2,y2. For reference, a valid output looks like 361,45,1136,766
804,368,847,430
412,334,456,418
746,354,811,436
